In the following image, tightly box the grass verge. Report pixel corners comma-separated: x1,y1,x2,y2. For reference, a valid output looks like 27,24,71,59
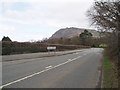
103,56,118,88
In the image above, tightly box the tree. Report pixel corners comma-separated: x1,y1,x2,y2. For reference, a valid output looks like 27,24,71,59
87,1,120,57
87,1,120,32
40,38,48,43
79,30,92,45
87,1,119,87
71,36,80,45
2,36,12,42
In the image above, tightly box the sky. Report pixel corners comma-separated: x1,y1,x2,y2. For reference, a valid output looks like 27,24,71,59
0,0,95,42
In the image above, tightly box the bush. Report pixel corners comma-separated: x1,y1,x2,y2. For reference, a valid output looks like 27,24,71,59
2,41,90,55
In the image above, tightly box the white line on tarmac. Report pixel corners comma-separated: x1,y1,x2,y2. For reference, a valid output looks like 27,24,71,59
0,53,89,88
45,65,52,69
68,59,71,61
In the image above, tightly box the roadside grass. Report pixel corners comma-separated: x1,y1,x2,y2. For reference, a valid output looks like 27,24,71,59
103,56,118,88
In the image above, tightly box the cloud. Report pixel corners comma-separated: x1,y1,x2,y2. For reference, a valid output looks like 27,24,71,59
10,2,31,11
1,0,94,3
0,0,94,41
0,24,16,34
0,24,16,39
2,1,93,27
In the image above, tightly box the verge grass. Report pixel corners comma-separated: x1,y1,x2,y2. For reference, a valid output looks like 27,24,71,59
103,56,118,88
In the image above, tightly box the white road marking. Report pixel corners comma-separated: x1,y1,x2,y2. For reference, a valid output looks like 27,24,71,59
68,59,71,61
0,67,53,88
45,65,52,69
0,52,89,88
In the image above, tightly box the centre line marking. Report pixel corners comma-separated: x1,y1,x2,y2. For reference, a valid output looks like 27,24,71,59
68,59,71,61
45,65,52,69
1,53,89,88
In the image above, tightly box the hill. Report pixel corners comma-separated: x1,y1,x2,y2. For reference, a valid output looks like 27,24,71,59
50,27,100,39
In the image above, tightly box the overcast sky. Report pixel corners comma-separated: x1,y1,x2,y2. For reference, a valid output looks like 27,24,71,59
0,0,95,42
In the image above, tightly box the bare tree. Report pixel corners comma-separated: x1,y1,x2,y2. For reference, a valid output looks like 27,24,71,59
87,1,120,87
87,0,120,58
87,1,120,32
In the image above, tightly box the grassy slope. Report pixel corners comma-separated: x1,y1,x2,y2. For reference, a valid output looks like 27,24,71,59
103,56,118,88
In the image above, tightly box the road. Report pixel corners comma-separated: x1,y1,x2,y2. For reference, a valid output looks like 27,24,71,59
2,49,84,62
1,48,103,88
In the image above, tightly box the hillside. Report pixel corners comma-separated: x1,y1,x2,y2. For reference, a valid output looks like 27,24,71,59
50,27,100,39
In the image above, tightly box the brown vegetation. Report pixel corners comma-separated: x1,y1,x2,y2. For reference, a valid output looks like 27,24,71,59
2,41,90,55
87,0,119,88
